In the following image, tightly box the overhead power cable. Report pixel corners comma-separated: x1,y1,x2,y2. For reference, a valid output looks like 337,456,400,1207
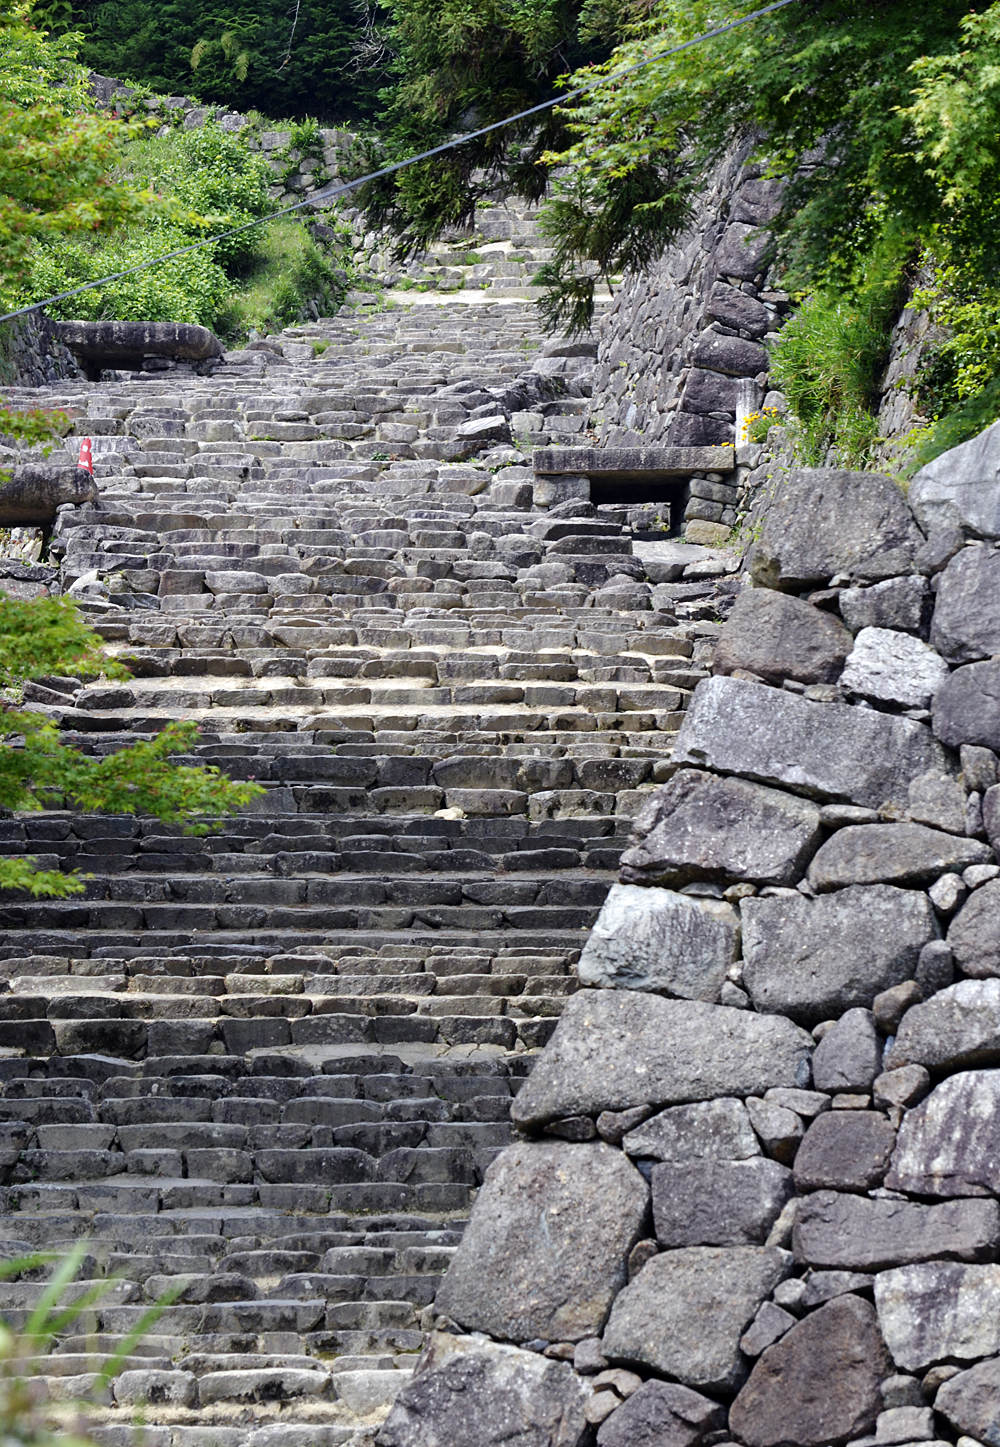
0,0,799,325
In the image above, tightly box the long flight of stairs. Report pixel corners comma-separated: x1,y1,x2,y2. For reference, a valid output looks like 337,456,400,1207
0,293,731,1446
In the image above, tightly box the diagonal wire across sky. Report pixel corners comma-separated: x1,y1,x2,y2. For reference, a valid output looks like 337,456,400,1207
0,0,799,325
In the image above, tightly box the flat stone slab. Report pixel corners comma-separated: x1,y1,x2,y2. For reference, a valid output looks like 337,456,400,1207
909,419,1000,539
886,1069,1000,1197
651,1157,793,1247
510,992,813,1130
376,1332,590,1447
622,1098,760,1162
887,978,1000,1072
875,1260,1000,1372
807,822,988,891
532,446,734,478
601,1245,790,1393
794,1189,1000,1272
576,883,739,999
621,768,822,890
741,885,937,1025
433,1140,648,1343
672,677,949,810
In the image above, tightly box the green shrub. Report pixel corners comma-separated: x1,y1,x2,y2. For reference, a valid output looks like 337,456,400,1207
216,216,348,339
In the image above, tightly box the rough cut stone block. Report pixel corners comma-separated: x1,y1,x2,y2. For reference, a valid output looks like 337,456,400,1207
947,880,1000,977
810,1008,881,1092
0,465,98,527
807,822,988,891
376,1332,590,1447
595,1379,725,1447
886,1069,1000,1197
651,1158,793,1247
793,1112,896,1193
840,628,949,709
751,468,922,593
672,677,948,810
622,1098,760,1162
576,883,738,999
908,420,1000,539
510,993,813,1130
729,1295,892,1447
621,768,822,890
875,1260,1000,1372
434,1140,648,1343
713,589,852,685
932,660,1000,751
793,1189,1000,1272
601,1246,791,1394
935,1357,1000,1446
931,545,1000,663
741,885,937,1025
887,978,1000,1072
840,576,929,635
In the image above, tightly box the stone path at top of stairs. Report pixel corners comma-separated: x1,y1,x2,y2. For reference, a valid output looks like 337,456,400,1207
0,295,736,1447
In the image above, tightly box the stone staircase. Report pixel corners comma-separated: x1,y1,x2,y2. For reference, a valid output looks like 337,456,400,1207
0,292,736,1446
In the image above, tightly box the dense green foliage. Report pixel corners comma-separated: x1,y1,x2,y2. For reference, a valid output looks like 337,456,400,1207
0,592,263,897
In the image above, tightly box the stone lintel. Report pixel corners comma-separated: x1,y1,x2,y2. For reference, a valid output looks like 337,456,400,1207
532,446,736,479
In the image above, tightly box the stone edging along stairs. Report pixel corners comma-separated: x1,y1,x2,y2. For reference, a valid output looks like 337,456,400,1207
0,292,746,1445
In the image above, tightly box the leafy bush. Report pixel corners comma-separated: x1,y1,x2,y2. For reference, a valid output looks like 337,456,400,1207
216,215,348,338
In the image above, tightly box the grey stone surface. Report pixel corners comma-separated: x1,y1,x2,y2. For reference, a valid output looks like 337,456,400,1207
706,281,769,336
887,979,1000,1071
434,1140,648,1343
886,1069,1000,1197
620,768,823,890
933,661,1000,751
936,1357,1000,1447
793,1112,897,1193
376,1332,591,1447
962,744,999,794
712,589,853,685
751,469,922,593
0,465,99,527
908,769,969,834
811,1009,881,1092
840,576,929,635
741,1301,798,1357
875,1261,1000,1373
840,628,949,709
622,1098,760,1162
741,886,938,1026
931,545,1000,663
651,1158,794,1246
601,1246,791,1394
947,881,1000,977
908,419,1000,539
56,319,225,364
576,884,739,999
672,677,949,811
984,784,1000,854
806,823,988,892
793,1190,1000,1272
510,993,814,1130
595,1379,724,1447
745,1098,803,1164
729,1296,892,1447
873,1064,931,1111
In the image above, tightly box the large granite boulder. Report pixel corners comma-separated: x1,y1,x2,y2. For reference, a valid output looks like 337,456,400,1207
806,822,988,891
793,1190,1000,1272
622,1098,760,1162
56,320,224,370
672,677,949,810
908,419,1000,538
434,1140,648,1343
620,769,822,890
886,1070,1000,1196
932,659,1000,750
651,1157,794,1247
0,464,98,526
729,1295,892,1447
936,1357,1000,1447
376,1332,590,1447
510,993,813,1130
947,880,1000,976
712,589,853,684
601,1245,791,1393
576,884,739,998
839,627,949,709
596,1379,724,1447
750,468,923,592
887,979,1000,1071
930,544,1000,662
875,1260,1000,1372
741,885,937,1025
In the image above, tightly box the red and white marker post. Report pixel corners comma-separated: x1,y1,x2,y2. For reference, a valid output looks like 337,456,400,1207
77,437,93,474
